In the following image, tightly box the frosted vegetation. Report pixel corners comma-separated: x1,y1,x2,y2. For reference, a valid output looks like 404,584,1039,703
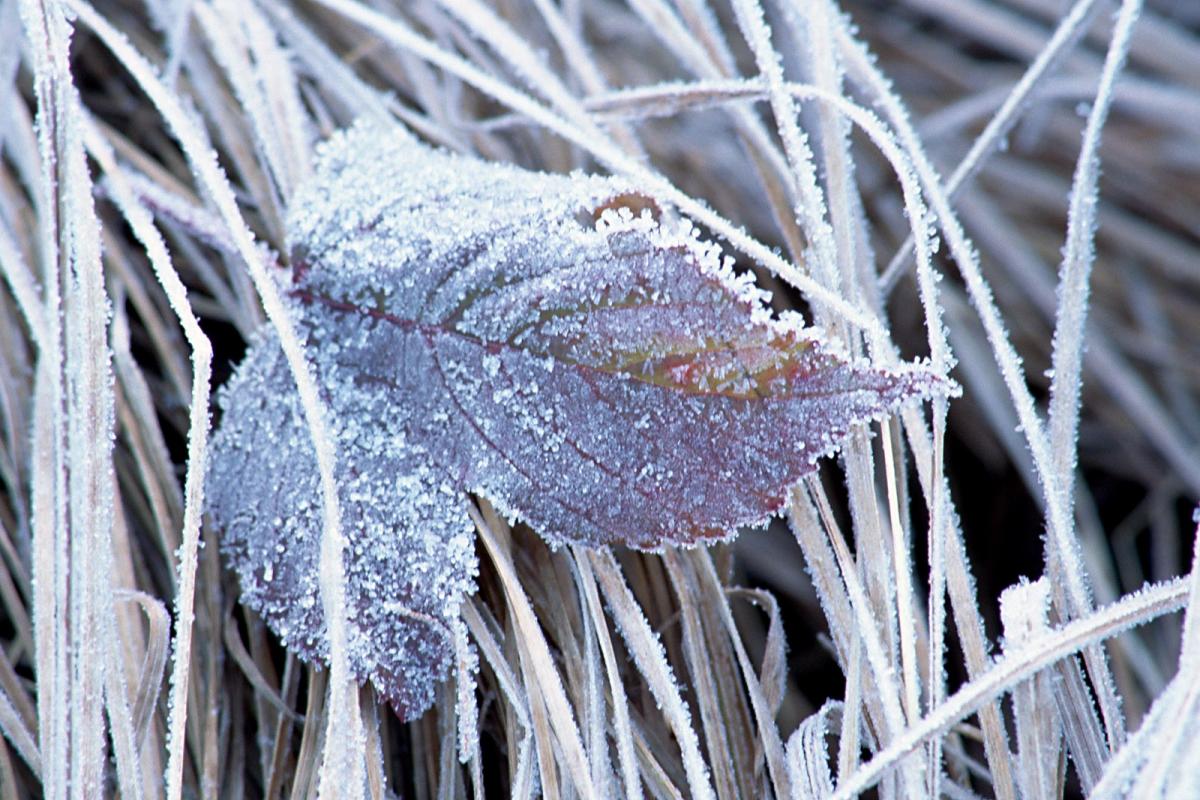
0,0,1198,798
208,121,948,719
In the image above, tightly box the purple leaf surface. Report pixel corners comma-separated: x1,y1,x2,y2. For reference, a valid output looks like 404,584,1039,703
206,121,952,719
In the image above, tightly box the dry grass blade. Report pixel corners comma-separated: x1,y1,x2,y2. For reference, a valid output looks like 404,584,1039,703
1090,521,1200,798
0,680,38,778
572,549,643,800
470,503,598,798
1000,579,1064,799
16,2,116,796
785,701,840,798
65,5,366,797
833,576,1189,798
589,549,716,800
1043,0,1144,754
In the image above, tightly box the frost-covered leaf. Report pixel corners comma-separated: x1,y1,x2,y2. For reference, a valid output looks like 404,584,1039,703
205,121,952,719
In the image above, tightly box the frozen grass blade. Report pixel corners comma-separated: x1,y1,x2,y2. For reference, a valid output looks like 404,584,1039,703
190,1,300,228
660,552,738,800
1000,578,1063,799
84,116,213,800
451,618,483,800
103,589,144,800
833,575,1188,799
0,682,38,778
730,0,839,293
66,4,365,798
1092,519,1200,798
17,1,118,796
786,701,840,798
877,0,1106,294
805,476,925,796
900,402,1019,800
572,549,643,800
0,222,48,348
461,600,537,799
1043,0,1143,753
115,591,170,749
880,419,922,726
17,4,72,797
625,0,810,263
788,0,863,304
692,550,792,798
840,434,903,703
837,15,1073,551
589,549,716,800
469,503,598,798
835,9,1138,784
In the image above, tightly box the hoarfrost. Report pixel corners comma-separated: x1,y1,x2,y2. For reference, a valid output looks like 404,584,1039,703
206,120,952,719
785,701,841,799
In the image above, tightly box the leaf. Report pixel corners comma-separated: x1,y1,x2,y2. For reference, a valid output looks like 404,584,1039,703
205,121,952,719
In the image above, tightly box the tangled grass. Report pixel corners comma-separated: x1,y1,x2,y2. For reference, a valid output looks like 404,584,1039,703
0,0,1198,797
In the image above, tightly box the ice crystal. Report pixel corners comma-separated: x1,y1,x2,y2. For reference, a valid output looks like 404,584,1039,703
206,121,952,719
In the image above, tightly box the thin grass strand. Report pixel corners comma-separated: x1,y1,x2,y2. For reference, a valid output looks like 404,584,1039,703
833,575,1188,799
64,5,366,798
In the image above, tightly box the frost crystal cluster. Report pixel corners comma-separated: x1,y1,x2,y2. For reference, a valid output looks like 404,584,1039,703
206,121,950,718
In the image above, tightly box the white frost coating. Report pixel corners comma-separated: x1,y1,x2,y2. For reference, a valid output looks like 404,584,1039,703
1047,0,1143,754
590,549,716,800
785,701,841,799
1046,0,1143,596
206,119,947,719
832,576,1189,800
729,0,840,296
64,5,366,798
451,614,484,799
307,0,884,339
999,577,1053,648
84,116,215,800
1001,578,1062,800
1092,520,1200,799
